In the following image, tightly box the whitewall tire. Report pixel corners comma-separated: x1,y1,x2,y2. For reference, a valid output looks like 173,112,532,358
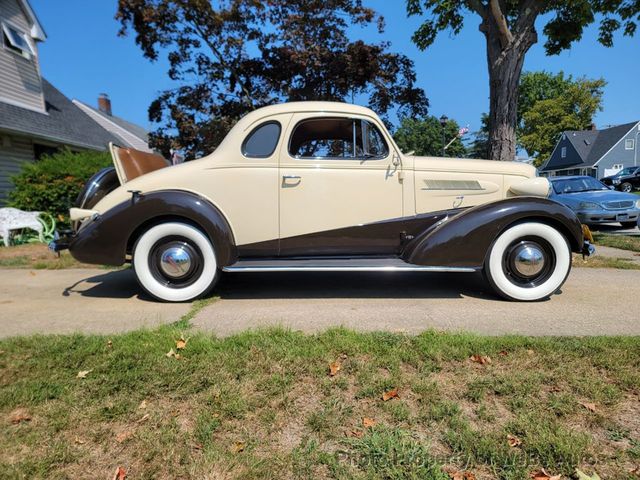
484,222,571,301
132,222,218,302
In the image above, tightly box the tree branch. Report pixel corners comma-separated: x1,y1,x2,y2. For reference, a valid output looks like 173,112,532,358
489,0,514,47
466,0,487,19
514,0,544,35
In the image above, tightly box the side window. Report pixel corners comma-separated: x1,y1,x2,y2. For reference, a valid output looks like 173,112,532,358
289,118,389,159
242,121,281,158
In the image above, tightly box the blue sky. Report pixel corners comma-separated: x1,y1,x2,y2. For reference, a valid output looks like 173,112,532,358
32,0,639,135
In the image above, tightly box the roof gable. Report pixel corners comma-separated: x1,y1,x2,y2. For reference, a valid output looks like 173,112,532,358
15,0,46,40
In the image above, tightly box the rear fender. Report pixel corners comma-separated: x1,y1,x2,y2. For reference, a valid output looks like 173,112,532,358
69,190,236,266
402,197,583,269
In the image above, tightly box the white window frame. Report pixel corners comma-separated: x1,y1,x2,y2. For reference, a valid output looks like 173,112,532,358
1,21,35,59
561,146,567,158
625,139,635,150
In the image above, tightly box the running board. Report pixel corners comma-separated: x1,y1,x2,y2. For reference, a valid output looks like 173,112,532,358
222,258,477,273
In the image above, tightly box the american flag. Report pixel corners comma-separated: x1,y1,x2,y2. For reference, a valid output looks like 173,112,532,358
458,126,470,137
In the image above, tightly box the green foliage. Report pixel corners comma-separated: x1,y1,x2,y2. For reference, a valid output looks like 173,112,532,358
393,116,467,157
519,73,606,165
8,149,111,224
117,0,429,158
467,113,490,159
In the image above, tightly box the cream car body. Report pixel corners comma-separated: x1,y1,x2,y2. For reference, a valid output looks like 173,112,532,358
54,102,588,302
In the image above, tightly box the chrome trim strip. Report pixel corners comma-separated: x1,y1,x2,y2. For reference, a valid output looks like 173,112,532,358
223,265,477,273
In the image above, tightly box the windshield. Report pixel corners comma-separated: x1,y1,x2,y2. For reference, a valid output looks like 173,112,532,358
551,177,609,194
614,167,637,177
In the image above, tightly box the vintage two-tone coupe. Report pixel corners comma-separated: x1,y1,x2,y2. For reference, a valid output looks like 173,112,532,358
51,102,593,302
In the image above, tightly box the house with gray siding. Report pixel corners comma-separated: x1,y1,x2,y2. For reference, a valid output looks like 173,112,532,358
539,121,640,179
0,0,150,203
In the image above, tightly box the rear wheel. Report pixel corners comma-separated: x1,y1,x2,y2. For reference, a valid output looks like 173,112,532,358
484,222,571,301
620,182,633,193
132,222,218,302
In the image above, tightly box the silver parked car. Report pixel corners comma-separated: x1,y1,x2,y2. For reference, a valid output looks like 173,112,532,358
549,176,640,229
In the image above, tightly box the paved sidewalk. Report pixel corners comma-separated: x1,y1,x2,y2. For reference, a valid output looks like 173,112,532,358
193,268,640,337
0,268,190,338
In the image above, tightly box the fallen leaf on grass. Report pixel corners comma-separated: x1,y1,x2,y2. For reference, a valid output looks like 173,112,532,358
442,467,477,480
579,401,597,413
348,429,363,438
29,271,36,276
629,466,640,477
77,369,92,379
231,441,245,453
138,400,148,409
165,348,181,359
382,388,399,401
176,336,188,350
112,466,126,480
136,413,150,424
498,350,509,356
115,430,133,444
469,354,492,365
575,469,601,480
9,408,31,424
107,340,113,348
507,434,522,447
74,436,85,445
329,361,341,376
363,417,376,428
529,469,561,480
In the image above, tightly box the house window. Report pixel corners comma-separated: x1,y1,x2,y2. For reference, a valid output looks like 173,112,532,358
625,139,635,150
2,22,35,59
561,147,567,158
34,144,59,161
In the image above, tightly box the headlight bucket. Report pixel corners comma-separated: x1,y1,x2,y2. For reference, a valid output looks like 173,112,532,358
578,201,600,210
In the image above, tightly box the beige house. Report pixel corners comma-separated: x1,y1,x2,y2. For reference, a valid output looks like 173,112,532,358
0,0,150,203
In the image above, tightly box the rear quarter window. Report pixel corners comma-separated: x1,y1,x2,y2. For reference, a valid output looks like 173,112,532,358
242,121,281,158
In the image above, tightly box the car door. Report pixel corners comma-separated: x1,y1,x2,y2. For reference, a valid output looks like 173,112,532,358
278,114,403,256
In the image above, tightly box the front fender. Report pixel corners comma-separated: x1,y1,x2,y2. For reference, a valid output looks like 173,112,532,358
403,197,583,269
69,190,237,266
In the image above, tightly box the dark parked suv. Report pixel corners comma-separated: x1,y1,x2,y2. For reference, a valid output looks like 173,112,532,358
600,166,640,192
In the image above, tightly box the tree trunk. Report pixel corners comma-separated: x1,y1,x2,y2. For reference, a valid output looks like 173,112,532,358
484,28,537,161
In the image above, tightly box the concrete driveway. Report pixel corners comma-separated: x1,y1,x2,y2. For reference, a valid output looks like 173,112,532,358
0,268,190,338
2,266,637,338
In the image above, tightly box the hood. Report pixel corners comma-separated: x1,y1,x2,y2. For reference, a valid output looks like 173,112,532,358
555,190,639,204
411,156,536,177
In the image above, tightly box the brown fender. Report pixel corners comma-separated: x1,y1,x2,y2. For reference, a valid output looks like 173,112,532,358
402,197,583,269
69,190,237,266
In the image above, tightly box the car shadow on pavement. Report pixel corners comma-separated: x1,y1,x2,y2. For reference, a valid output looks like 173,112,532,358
214,271,497,301
62,268,154,302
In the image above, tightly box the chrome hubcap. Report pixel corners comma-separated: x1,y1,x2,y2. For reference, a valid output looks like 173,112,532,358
159,245,192,278
512,244,545,278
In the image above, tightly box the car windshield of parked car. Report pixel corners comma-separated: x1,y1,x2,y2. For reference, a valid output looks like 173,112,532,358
613,167,637,177
289,118,388,159
551,177,609,194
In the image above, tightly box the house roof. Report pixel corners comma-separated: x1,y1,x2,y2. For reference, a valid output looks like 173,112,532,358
72,99,150,152
0,78,121,150
541,121,639,171
18,0,46,41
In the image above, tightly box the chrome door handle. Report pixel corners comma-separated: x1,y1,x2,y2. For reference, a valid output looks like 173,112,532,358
282,175,302,187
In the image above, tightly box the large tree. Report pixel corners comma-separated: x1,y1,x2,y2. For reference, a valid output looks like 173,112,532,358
407,0,639,162
116,0,428,158
519,72,606,164
394,116,467,157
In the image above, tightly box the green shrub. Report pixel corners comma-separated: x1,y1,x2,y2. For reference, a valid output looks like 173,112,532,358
8,149,111,225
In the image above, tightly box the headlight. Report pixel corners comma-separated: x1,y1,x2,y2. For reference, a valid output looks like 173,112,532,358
613,179,621,184
636,200,640,209
578,202,600,210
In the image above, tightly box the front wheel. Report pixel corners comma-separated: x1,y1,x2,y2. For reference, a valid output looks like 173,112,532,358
484,222,571,301
619,182,633,193
132,222,218,302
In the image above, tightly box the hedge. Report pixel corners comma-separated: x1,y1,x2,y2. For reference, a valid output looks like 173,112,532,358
8,149,112,225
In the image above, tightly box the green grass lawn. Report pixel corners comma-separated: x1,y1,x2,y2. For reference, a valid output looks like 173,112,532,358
593,233,640,253
1,325,639,479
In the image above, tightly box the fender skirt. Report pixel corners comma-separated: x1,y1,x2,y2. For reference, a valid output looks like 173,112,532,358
402,197,583,269
68,190,237,266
